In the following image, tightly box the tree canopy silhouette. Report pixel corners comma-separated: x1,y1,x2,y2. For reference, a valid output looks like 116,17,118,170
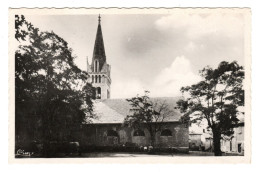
15,15,95,156
176,61,244,156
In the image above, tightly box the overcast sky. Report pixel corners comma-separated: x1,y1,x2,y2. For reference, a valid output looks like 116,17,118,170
26,13,245,98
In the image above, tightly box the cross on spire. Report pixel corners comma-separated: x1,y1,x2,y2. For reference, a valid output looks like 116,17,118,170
98,14,101,24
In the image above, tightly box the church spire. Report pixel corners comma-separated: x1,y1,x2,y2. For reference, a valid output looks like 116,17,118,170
88,15,111,100
92,15,106,71
98,14,101,24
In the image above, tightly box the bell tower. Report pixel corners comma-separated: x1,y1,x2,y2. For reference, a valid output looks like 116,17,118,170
87,15,111,99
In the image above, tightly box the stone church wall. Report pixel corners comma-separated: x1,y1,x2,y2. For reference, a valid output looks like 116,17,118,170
80,122,189,151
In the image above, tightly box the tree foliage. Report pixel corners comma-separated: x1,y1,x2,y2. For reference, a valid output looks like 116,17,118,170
176,61,244,155
15,15,95,153
125,91,173,146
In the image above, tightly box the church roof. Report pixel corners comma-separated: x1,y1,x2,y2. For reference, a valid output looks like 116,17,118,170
90,97,183,124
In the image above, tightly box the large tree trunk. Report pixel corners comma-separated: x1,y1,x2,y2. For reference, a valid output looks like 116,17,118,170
148,125,155,147
213,130,222,156
42,115,52,157
42,99,52,157
150,134,155,147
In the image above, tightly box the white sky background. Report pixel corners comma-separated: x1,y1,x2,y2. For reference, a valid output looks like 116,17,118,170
25,13,245,98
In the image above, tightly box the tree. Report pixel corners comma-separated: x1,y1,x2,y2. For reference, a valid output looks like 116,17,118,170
124,91,173,146
15,15,95,156
176,61,244,156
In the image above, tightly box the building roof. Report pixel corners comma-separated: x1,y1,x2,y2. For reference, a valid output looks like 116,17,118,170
91,97,183,124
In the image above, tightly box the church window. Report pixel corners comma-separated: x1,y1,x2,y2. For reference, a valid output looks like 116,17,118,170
107,130,118,137
92,75,94,83
94,60,99,72
94,60,96,72
102,75,105,83
95,75,98,83
99,75,101,83
96,87,101,99
161,129,172,136
133,129,145,136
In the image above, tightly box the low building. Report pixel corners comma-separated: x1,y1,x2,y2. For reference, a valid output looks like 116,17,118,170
189,133,202,150
221,123,244,154
203,133,213,151
81,98,189,152
190,121,244,154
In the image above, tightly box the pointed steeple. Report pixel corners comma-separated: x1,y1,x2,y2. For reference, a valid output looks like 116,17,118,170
88,15,111,100
92,15,106,71
98,14,101,24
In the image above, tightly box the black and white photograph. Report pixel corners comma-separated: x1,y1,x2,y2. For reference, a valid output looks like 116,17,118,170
9,8,251,162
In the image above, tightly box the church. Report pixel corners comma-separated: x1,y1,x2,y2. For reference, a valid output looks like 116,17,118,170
81,16,189,152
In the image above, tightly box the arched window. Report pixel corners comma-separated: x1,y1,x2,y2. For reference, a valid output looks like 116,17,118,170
94,60,97,72
107,130,118,137
92,75,94,83
230,136,234,151
95,75,98,83
161,129,172,136
133,129,145,136
102,75,105,83
94,60,99,72
96,87,101,99
99,75,101,83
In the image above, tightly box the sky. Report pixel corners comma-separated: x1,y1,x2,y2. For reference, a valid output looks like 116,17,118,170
25,12,246,98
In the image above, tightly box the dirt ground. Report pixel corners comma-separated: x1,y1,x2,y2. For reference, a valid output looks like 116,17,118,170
16,151,243,158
